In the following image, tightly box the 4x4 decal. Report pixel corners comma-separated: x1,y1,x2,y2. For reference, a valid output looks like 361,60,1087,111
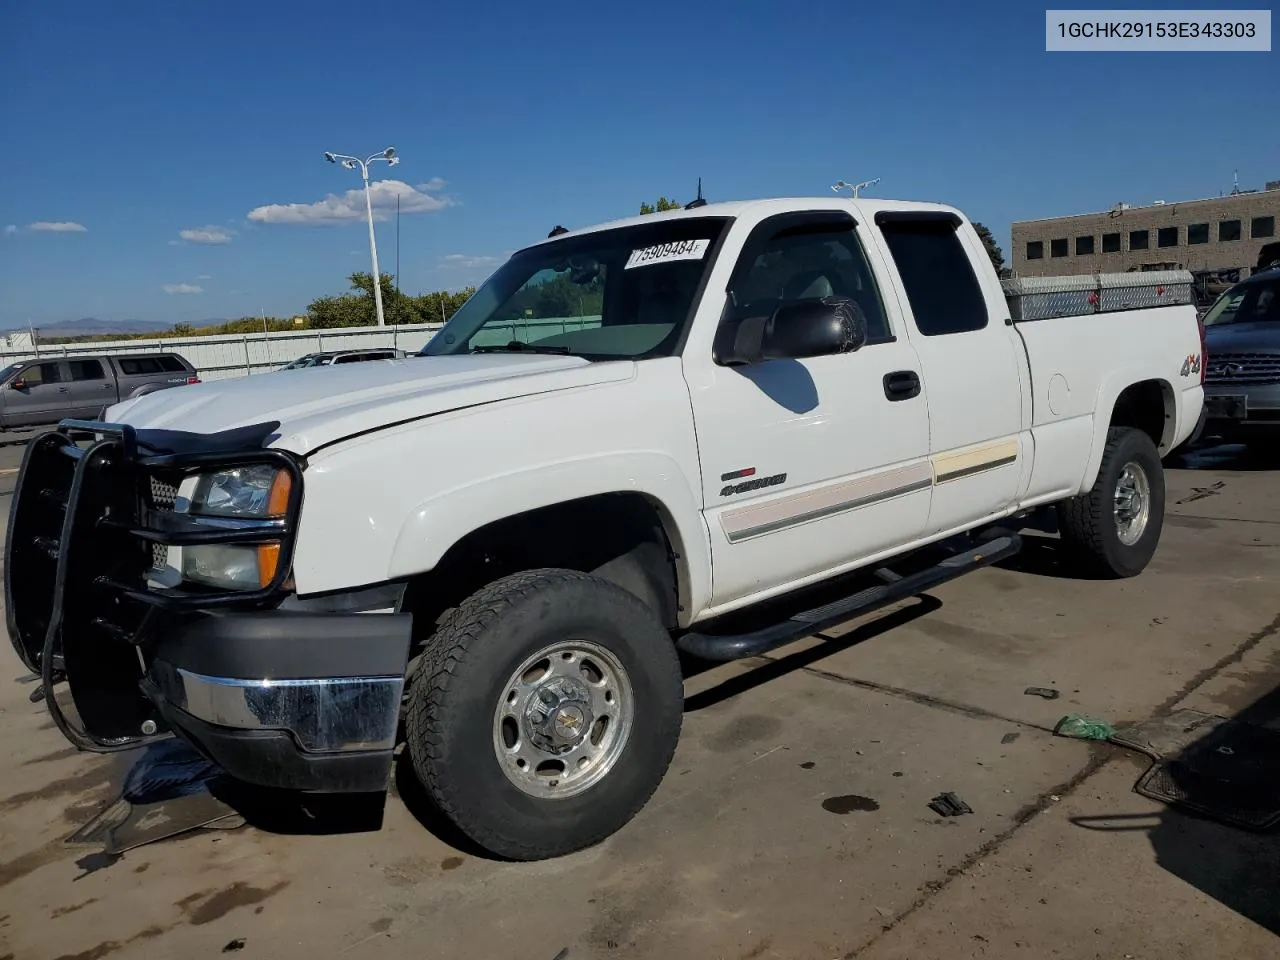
1180,353,1201,378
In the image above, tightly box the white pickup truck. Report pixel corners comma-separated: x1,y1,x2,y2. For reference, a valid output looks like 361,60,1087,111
5,196,1205,861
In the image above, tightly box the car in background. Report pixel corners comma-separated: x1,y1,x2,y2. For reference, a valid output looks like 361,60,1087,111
0,352,199,430
1200,264,1280,445
277,348,407,370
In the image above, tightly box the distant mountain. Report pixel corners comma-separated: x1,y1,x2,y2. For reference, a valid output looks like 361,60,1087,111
3,317,175,335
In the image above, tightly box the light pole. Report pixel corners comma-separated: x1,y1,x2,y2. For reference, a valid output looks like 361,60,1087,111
324,146,400,326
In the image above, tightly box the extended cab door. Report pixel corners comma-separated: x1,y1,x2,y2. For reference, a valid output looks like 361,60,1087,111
873,212,1028,537
3,360,74,427
65,358,118,417
685,210,932,613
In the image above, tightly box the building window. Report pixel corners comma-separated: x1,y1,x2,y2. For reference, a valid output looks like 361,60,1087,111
1051,238,1068,258
1254,216,1277,239
1025,240,1044,260
1075,235,1094,255
1219,220,1242,242
1102,232,1121,253
1157,227,1179,248
1187,223,1209,245
1130,229,1150,250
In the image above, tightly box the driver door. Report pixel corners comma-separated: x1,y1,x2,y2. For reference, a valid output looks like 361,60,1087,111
686,211,933,611
6,361,73,427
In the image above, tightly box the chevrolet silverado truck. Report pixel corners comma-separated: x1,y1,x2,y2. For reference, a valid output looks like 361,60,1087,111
4,197,1205,861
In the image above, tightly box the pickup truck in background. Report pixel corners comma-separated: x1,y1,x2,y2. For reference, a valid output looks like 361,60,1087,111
5,197,1204,862
0,352,198,430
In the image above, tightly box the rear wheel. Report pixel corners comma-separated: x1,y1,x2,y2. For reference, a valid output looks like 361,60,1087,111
1057,427,1165,579
405,569,683,860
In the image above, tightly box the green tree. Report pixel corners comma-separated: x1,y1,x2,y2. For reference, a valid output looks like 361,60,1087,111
971,222,1007,277
639,197,682,214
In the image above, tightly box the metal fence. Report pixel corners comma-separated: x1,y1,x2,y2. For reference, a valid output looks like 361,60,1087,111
0,323,445,381
0,315,607,382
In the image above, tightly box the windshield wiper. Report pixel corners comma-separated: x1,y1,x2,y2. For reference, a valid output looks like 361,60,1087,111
472,342,573,356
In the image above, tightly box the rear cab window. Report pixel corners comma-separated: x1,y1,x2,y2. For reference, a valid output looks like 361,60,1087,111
69,359,106,380
876,215,989,337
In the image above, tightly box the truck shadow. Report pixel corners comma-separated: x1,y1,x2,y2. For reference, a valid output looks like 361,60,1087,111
1068,682,1280,936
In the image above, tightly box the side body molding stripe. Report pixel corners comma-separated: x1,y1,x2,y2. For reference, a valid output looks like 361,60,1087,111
716,437,1023,544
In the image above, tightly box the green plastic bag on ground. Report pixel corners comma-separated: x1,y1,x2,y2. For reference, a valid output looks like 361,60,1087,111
1054,714,1115,740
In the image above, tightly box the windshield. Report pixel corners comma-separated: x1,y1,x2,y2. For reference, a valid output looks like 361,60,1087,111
422,217,731,360
0,363,22,384
1202,276,1280,327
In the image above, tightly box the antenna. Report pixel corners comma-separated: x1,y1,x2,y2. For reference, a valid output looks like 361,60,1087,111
1232,169,1241,195
684,177,707,210
832,177,880,198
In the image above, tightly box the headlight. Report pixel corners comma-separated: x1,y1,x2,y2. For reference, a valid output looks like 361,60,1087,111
191,464,291,518
181,466,292,590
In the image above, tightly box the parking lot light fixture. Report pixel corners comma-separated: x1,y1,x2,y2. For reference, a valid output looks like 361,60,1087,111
322,147,401,326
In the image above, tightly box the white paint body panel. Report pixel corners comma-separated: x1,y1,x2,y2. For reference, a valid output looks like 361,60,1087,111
104,197,1205,626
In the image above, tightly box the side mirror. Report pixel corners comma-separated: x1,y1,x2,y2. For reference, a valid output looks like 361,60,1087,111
714,297,867,366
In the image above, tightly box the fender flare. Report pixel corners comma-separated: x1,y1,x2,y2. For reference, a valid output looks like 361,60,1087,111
387,451,713,622
1077,373,1174,493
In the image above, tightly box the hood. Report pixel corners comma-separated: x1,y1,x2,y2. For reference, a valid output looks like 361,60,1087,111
1204,321,1280,354
107,354,635,454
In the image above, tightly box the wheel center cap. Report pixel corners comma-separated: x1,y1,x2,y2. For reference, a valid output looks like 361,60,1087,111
554,705,586,739
524,676,593,753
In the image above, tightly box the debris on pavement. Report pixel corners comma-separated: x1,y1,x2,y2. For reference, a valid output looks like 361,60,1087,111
1001,732,1021,744
1176,480,1225,504
1053,714,1116,740
1024,686,1060,700
928,792,973,817
223,939,247,953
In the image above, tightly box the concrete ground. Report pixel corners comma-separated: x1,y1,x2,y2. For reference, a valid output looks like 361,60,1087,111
1,437,1278,960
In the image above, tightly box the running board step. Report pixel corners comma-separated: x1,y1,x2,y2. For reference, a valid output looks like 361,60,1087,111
675,534,1022,662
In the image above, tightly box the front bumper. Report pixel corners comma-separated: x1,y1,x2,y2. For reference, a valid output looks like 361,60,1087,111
1202,381,1280,439
4,419,413,794
144,611,412,793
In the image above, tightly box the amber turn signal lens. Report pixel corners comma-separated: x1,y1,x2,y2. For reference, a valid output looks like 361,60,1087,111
267,471,292,517
257,542,281,589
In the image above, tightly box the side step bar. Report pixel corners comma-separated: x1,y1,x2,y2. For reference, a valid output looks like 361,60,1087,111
675,534,1022,662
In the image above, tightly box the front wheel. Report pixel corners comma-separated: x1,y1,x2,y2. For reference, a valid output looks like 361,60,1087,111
1057,427,1165,579
405,569,684,860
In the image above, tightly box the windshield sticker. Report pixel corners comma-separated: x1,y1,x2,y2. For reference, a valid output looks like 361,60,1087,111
625,238,710,270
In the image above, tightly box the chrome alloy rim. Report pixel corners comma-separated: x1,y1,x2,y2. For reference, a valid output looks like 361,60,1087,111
1114,460,1152,546
492,640,634,799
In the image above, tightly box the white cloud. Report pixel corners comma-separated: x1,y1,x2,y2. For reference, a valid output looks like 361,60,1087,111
29,221,88,233
179,225,234,244
162,283,203,295
247,179,452,225
442,253,502,270
195,274,212,280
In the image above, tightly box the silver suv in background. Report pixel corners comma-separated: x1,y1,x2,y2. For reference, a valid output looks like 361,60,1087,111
277,348,407,370
0,352,199,430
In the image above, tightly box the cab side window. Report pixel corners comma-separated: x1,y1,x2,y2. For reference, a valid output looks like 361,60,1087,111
725,219,892,344
878,219,988,336
23,362,63,386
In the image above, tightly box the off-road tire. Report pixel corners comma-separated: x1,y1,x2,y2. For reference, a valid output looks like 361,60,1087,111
1057,426,1165,579
405,568,683,861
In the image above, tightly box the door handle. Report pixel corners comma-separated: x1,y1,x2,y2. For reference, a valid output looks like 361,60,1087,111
882,370,921,401
57,386,69,393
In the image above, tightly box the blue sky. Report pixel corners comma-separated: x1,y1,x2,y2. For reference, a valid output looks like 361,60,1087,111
2,0,1276,327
